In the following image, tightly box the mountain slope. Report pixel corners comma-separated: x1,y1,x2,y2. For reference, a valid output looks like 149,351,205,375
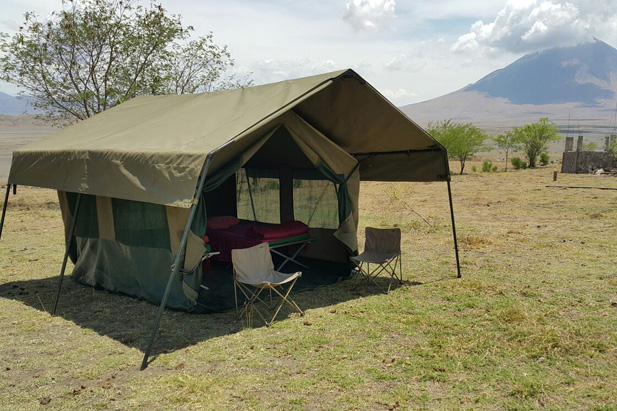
0,92,37,115
465,39,617,105
401,39,617,136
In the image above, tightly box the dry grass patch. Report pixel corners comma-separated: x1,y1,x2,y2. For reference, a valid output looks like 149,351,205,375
2,164,617,409
458,235,493,249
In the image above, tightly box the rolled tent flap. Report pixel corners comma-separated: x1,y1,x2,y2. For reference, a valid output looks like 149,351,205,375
281,111,360,252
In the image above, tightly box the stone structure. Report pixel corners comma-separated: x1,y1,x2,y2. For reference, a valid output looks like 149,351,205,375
565,136,574,151
561,135,617,173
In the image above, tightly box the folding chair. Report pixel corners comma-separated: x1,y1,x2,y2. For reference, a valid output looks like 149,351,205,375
232,243,304,327
351,227,403,293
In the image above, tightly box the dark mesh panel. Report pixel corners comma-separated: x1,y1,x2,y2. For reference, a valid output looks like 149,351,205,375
292,179,339,228
236,168,281,224
112,198,171,250
66,192,99,238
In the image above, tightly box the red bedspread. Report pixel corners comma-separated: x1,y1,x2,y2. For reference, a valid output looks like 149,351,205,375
207,221,308,262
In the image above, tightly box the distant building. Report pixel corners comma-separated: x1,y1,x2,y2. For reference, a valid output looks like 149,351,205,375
561,134,617,173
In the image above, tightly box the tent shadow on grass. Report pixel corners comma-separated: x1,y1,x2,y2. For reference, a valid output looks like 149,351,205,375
0,273,417,358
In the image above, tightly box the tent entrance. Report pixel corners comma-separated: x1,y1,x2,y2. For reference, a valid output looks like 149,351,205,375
203,121,356,264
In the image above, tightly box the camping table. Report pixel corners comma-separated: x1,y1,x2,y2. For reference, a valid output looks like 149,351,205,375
268,235,312,271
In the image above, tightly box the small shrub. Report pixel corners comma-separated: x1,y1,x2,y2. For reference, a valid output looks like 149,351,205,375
471,165,477,172
264,180,279,190
481,161,493,172
511,157,526,170
492,165,498,172
539,153,550,166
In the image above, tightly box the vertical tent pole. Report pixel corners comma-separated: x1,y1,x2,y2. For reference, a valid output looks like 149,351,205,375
53,193,82,315
0,184,11,240
447,179,461,278
245,170,257,221
444,158,461,278
140,151,216,371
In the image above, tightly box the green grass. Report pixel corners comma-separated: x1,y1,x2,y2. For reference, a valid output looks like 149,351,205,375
1,165,617,409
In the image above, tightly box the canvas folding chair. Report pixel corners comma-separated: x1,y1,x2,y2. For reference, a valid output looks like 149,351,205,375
232,243,304,327
351,227,403,293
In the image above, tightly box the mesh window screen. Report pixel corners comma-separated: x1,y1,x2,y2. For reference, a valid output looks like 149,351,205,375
66,192,99,238
236,168,281,224
292,178,339,229
111,198,171,249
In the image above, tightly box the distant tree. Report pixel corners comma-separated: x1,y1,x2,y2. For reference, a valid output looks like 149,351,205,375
609,139,617,158
428,119,489,175
512,117,560,168
493,131,520,171
0,0,250,123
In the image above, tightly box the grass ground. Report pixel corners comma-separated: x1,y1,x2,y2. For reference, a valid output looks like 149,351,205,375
1,162,616,410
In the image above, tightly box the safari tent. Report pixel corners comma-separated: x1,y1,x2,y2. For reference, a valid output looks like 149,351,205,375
1,69,460,368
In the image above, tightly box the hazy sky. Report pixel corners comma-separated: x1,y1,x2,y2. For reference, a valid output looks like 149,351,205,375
1,0,616,105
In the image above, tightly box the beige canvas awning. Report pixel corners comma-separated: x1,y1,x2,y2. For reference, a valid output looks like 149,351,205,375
8,69,447,207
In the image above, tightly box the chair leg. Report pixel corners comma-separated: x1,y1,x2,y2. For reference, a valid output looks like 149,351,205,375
234,280,239,318
268,278,303,325
352,257,404,294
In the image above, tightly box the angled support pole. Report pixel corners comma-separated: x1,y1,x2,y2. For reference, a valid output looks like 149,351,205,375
443,158,461,278
0,184,11,240
53,193,82,315
447,179,461,278
141,150,217,370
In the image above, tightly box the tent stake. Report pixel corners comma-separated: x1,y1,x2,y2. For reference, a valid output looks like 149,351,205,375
0,184,11,240
53,193,82,315
141,151,215,371
446,178,461,278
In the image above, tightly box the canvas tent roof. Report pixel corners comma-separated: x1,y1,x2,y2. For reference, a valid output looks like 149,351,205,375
8,69,447,207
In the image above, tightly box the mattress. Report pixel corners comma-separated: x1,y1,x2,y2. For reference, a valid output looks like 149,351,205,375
207,220,309,262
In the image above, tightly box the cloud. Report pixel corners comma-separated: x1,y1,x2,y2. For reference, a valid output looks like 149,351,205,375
343,0,396,32
0,19,20,32
310,60,338,74
381,88,417,100
248,59,344,85
384,54,427,72
453,0,617,54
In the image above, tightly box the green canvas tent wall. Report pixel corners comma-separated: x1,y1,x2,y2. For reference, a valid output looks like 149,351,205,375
1,69,459,369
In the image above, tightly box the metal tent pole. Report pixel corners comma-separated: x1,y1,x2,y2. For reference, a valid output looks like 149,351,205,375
140,152,215,371
446,179,461,278
443,157,461,278
0,184,11,240
53,193,83,315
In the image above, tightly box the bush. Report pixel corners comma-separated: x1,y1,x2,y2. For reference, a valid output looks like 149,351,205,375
492,165,498,172
482,161,494,172
511,157,526,170
471,165,477,172
539,153,550,166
